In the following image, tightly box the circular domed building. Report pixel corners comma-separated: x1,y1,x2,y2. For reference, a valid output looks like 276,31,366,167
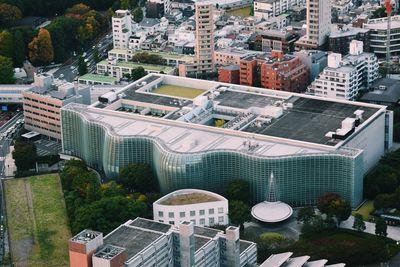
251,173,293,223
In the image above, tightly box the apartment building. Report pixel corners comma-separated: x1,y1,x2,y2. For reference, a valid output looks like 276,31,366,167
214,48,264,65
329,26,370,55
218,65,240,84
294,50,328,82
254,0,306,19
308,41,379,100
363,15,400,57
254,30,298,53
22,74,83,140
295,0,331,50
239,51,309,92
69,218,257,267
112,10,133,49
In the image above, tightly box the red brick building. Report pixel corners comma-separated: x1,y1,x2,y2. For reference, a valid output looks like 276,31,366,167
239,51,309,92
218,65,240,84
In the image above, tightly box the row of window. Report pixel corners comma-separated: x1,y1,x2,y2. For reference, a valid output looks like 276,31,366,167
158,207,224,218
159,216,225,226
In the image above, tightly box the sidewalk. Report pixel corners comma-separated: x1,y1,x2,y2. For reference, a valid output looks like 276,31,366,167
341,215,400,241
3,146,16,178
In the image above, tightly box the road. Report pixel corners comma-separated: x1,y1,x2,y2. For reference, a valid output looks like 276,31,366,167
53,31,113,82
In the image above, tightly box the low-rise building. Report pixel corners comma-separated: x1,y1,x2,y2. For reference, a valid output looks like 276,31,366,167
97,59,175,80
218,65,240,84
240,50,309,92
69,218,257,267
253,30,298,53
308,40,379,101
153,189,229,226
360,78,400,106
214,48,264,66
22,73,84,140
329,26,370,55
294,50,328,82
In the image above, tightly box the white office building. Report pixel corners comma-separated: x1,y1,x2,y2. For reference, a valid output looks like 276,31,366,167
153,189,229,226
112,10,135,49
308,40,378,101
254,0,305,20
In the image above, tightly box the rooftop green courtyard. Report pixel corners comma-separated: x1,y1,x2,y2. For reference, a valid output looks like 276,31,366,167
78,73,117,83
152,84,206,99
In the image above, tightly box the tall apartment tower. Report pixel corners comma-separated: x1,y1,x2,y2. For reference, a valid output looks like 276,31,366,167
296,0,331,49
195,1,215,74
112,10,132,49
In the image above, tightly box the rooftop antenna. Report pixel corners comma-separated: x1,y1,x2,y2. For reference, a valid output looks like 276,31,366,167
266,172,279,202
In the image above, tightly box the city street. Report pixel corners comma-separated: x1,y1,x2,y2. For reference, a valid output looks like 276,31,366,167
53,31,112,82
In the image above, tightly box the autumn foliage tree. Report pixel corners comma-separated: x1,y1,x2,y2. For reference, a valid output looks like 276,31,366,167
0,3,22,25
317,192,351,227
28,28,54,65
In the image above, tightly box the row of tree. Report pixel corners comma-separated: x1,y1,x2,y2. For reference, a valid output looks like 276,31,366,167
61,160,159,235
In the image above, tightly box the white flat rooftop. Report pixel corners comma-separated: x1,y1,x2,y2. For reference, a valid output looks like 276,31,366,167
303,260,329,267
260,252,293,267
251,201,293,223
64,104,359,158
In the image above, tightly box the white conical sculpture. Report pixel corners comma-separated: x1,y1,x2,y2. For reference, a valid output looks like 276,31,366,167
266,172,279,203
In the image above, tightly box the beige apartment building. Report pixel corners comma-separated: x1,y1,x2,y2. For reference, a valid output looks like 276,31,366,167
22,74,83,140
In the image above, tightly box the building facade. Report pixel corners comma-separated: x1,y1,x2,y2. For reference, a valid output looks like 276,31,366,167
254,30,298,53
61,74,393,208
254,0,306,19
363,15,400,57
218,65,240,84
295,0,331,49
153,189,229,226
69,218,257,267
308,41,378,101
195,1,215,74
112,10,133,49
329,27,370,56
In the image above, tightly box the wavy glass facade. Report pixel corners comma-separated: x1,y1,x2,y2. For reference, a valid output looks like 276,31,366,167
62,106,365,207
61,74,391,208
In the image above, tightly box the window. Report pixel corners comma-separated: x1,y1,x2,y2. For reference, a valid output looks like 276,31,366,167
169,212,174,218
209,208,214,215
158,211,164,217
218,207,224,214
169,221,174,225
218,216,224,223
209,217,215,225
199,209,205,215
180,212,185,218
200,218,205,225
190,210,196,216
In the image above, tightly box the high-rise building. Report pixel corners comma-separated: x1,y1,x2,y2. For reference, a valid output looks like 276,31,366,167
112,10,133,49
179,1,215,77
195,1,215,74
308,40,379,101
295,0,331,50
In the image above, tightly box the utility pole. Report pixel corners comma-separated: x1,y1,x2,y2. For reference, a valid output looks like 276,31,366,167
385,0,393,78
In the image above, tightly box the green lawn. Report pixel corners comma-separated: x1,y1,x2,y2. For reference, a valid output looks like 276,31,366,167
152,84,206,99
226,6,252,17
5,175,71,267
352,200,374,220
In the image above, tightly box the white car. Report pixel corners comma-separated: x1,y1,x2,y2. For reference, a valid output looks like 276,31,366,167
82,52,87,57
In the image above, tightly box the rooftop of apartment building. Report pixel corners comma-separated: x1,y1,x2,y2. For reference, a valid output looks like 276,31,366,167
364,15,400,29
259,29,297,39
89,218,253,261
63,74,385,159
26,74,80,101
330,26,369,38
220,65,240,71
241,51,296,64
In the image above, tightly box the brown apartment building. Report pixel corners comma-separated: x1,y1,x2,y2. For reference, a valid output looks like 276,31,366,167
239,51,309,92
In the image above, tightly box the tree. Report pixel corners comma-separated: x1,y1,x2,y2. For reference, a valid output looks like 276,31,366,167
0,56,15,84
228,200,251,230
101,181,125,197
0,30,13,59
12,139,37,171
317,192,351,227
352,213,366,232
372,6,387,19
133,7,143,23
0,3,22,25
375,217,388,237
131,67,146,81
28,28,54,65
78,56,87,75
12,30,25,67
301,214,325,235
297,207,315,223
118,163,158,193
121,0,131,9
374,193,396,211
72,196,148,234
60,159,88,192
225,179,250,204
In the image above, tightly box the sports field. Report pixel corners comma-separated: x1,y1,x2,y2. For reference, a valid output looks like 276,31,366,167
152,84,206,99
5,174,71,267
